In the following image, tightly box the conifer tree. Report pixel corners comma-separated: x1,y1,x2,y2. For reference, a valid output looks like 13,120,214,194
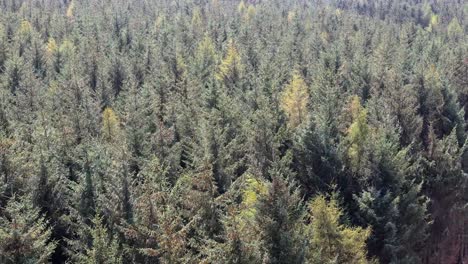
281,72,309,129
76,214,123,264
108,57,126,97
3,55,24,95
0,195,56,264
293,60,344,196
422,126,467,262
447,18,463,41
256,164,305,264
207,175,266,264
0,25,6,72
345,96,370,177
102,107,120,142
354,125,429,263
306,194,372,264
217,40,243,90
122,157,187,263
0,0,465,262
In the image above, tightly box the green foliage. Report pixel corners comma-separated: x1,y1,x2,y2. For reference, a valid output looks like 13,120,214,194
78,214,123,264
256,175,305,264
0,195,56,264
0,0,465,263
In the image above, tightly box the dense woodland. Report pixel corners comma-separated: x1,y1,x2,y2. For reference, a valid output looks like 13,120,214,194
0,0,467,263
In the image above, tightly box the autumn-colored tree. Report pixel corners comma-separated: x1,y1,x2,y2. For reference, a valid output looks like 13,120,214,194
345,96,370,175
281,72,309,128
0,0,465,262
102,107,120,141
306,194,372,264
217,40,243,89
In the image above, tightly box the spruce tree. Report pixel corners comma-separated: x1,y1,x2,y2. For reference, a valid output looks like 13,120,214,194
256,162,305,264
0,195,56,264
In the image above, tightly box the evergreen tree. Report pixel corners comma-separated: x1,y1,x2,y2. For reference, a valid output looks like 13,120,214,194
0,195,56,264
0,0,465,262
122,157,188,263
354,124,429,263
76,214,123,264
256,162,305,264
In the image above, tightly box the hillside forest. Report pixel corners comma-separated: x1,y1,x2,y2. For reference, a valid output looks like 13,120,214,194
0,0,467,263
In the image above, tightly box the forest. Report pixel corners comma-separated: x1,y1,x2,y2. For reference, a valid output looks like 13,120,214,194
0,0,467,263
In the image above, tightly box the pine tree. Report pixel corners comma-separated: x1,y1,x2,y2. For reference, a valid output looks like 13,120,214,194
169,159,223,262
79,156,96,221
17,20,32,56
45,38,62,76
378,68,423,146
193,35,218,88
207,175,266,264
423,127,468,262
0,24,7,72
447,18,463,41
293,60,345,197
108,57,126,97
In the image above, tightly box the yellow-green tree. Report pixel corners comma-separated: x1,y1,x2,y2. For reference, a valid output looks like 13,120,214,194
238,1,255,21
195,35,218,81
240,176,267,219
307,195,373,264
211,175,267,263
46,38,57,57
59,39,75,58
18,20,32,39
245,5,256,21
191,7,203,35
102,107,120,141
281,72,309,128
66,0,75,19
216,40,242,88
238,0,246,13
447,18,463,40
346,96,369,173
